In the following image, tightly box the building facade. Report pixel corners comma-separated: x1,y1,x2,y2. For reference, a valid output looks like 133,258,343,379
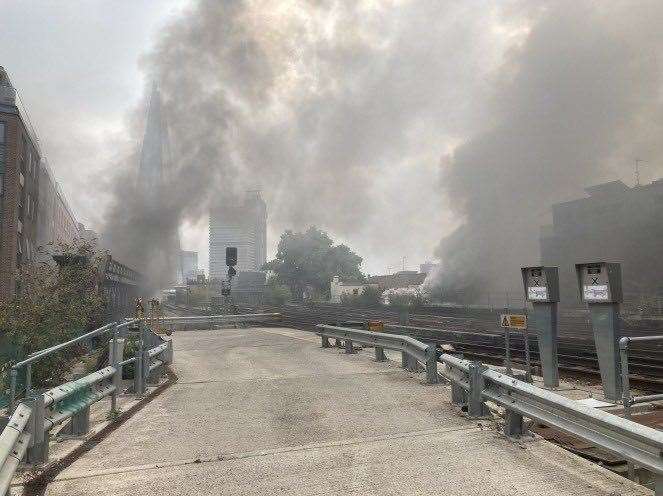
37,159,79,252
0,67,42,300
180,250,198,283
540,179,663,305
209,191,267,280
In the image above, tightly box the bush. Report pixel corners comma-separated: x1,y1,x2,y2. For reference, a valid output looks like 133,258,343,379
0,240,105,390
340,286,383,308
387,291,428,311
266,284,292,306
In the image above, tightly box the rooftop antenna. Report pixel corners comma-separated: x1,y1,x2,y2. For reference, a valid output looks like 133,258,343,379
635,158,646,186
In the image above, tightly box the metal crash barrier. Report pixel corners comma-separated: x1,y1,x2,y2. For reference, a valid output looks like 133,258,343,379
316,324,438,384
440,354,663,492
0,319,173,495
145,313,281,333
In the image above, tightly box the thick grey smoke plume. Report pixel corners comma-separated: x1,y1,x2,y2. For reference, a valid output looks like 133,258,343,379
432,1,663,300
102,0,503,287
101,0,663,295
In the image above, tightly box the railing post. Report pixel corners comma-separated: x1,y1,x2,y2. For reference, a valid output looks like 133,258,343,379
401,351,409,369
451,382,466,407
619,337,635,480
63,407,90,436
9,368,17,412
504,410,524,438
425,346,438,384
166,340,174,364
467,362,488,418
619,337,632,419
110,332,125,413
344,338,355,354
25,364,32,399
321,335,330,348
25,394,48,465
134,322,146,396
374,346,386,362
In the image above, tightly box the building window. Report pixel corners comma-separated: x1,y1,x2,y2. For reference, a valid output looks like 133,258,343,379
0,122,5,143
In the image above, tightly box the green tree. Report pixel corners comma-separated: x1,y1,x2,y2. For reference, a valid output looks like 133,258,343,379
0,240,105,391
263,227,364,300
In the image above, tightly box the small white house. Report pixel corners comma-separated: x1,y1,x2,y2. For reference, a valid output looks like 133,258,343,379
330,276,368,303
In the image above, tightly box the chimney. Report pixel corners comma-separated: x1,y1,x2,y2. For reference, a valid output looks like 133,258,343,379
0,67,17,106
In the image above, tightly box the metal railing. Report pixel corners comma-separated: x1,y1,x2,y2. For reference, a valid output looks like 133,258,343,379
619,335,663,419
0,319,173,495
8,322,119,410
440,353,663,490
316,324,438,384
143,313,281,333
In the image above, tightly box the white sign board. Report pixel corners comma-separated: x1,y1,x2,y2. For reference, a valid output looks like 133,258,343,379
583,284,609,301
527,286,548,301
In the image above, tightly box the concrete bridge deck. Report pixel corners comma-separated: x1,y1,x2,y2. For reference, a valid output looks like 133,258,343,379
42,327,647,495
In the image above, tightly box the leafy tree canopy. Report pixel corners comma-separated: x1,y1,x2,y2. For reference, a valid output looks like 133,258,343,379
263,227,364,300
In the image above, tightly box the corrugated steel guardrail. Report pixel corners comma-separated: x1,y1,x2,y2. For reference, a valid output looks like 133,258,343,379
439,353,663,491
0,318,173,495
316,324,438,384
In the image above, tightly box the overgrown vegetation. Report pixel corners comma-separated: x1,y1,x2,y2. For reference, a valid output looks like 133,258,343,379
265,282,292,306
340,286,383,308
0,240,106,394
263,226,364,300
387,292,428,312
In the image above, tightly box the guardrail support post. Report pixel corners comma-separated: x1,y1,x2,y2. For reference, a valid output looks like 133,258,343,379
401,351,409,369
374,346,386,362
110,331,125,413
25,395,48,465
321,335,331,348
166,340,174,364
467,362,488,418
134,324,146,396
345,339,355,354
425,346,438,384
451,382,466,406
63,407,90,436
504,410,524,438
655,474,663,496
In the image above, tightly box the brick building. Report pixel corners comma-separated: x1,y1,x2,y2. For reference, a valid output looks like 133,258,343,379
37,159,79,253
0,67,42,300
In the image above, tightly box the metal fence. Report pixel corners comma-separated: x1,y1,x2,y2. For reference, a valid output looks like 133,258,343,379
144,313,281,332
0,319,173,495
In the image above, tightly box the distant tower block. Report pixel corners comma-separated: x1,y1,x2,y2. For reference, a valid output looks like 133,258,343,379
209,191,267,280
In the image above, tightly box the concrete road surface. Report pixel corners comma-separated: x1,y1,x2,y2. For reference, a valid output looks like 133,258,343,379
40,327,648,495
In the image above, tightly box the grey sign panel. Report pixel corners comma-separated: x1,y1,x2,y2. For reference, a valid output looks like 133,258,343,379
575,262,623,303
521,266,559,303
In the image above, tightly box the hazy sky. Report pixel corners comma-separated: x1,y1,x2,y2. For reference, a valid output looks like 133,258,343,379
2,1,661,285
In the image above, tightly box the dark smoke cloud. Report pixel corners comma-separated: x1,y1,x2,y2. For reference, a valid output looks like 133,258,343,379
102,0,507,284
101,0,663,295
431,1,663,299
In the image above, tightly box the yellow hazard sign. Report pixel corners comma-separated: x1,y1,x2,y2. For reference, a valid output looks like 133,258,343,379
500,314,527,329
